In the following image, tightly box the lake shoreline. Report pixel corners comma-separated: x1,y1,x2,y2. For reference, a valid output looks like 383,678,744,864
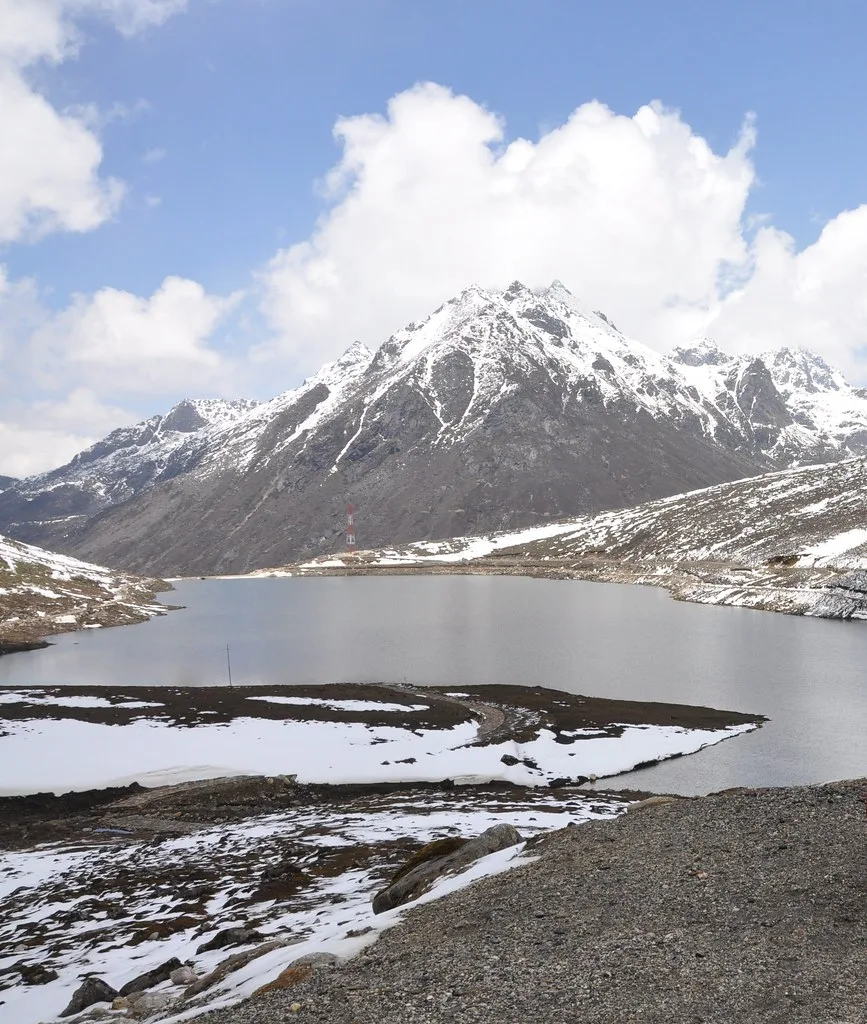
268,554,867,621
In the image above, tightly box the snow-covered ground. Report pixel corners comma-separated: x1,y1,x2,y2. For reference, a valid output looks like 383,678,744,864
0,684,760,1022
2,787,611,1024
0,690,754,796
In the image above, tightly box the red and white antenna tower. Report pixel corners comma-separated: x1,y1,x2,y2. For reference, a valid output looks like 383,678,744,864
346,502,357,554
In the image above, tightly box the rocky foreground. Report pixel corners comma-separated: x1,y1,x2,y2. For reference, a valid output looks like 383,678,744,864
200,778,865,1024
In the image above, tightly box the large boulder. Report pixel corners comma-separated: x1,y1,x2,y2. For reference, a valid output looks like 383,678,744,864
119,956,182,996
372,823,522,914
60,977,118,1017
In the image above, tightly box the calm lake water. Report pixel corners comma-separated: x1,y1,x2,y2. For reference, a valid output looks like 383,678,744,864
1,576,865,795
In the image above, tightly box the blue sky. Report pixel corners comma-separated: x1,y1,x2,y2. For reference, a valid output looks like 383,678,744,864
3,0,867,474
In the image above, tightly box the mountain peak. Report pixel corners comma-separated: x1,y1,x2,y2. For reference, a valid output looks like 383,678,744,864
502,279,533,299
336,340,373,365
671,337,730,367
763,346,842,394
544,279,574,299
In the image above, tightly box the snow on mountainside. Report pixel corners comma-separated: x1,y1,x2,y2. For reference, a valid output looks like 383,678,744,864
367,456,867,570
0,398,259,548
0,533,169,646
3,280,867,577
670,339,867,462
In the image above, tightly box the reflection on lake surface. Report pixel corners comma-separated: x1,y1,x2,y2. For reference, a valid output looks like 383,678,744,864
1,575,864,795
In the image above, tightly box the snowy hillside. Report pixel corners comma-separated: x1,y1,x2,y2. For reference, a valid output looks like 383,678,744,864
0,534,169,646
294,457,867,620
4,280,867,576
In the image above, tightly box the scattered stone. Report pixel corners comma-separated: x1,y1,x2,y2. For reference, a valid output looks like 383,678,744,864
184,939,287,999
60,977,118,1018
119,956,182,996
127,990,172,1017
169,965,197,986
15,961,58,985
372,824,522,914
196,927,265,954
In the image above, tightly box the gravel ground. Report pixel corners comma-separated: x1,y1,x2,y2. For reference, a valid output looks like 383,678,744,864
200,778,866,1024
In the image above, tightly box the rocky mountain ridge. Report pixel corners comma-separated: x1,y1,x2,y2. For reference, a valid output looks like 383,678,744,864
2,281,867,576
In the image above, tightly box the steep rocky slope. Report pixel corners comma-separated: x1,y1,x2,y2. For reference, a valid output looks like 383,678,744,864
0,533,169,646
4,282,867,577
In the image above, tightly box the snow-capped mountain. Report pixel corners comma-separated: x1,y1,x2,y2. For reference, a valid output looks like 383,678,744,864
670,339,867,462
3,280,867,576
0,398,258,548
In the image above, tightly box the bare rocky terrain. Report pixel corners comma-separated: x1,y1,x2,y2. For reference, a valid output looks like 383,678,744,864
199,777,867,1024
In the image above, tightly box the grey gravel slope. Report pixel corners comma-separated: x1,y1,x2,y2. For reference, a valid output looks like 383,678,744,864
200,779,866,1024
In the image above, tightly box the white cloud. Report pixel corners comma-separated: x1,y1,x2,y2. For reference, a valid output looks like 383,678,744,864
0,67,124,242
260,82,867,384
0,423,98,477
0,269,237,474
33,276,240,392
75,0,188,37
144,193,162,207
143,146,167,163
705,210,867,380
261,83,756,368
0,389,135,477
0,0,186,244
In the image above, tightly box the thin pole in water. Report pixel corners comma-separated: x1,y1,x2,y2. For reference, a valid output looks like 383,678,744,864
226,644,233,688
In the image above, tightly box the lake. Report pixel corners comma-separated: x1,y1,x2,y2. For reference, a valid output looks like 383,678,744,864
1,575,864,795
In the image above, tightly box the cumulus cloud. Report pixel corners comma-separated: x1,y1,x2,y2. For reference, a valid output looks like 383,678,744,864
261,83,756,367
705,211,867,379
260,82,867,384
33,276,240,392
0,389,135,477
0,0,186,244
0,0,198,475
0,270,236,474
0,67,124,242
